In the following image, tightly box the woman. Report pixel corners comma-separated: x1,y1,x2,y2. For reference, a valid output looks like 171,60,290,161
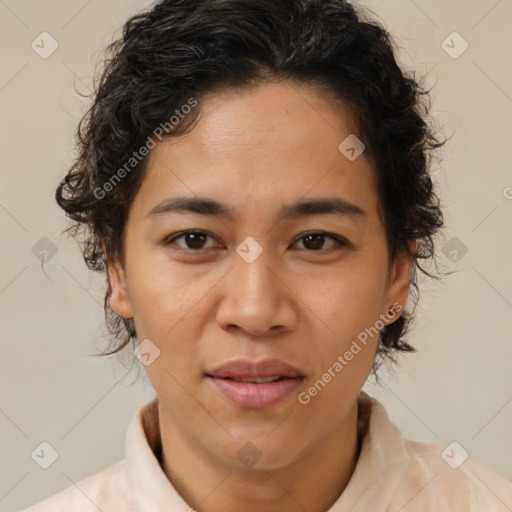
21,0,512,510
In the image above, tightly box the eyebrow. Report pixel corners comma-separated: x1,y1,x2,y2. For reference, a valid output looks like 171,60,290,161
147,195,366,222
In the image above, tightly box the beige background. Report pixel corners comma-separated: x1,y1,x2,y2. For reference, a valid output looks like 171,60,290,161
1,0,511,510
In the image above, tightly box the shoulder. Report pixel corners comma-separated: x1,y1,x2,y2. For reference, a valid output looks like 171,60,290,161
384,438,512,512
395,438,512,510
355,394,512,511
17,460,137,512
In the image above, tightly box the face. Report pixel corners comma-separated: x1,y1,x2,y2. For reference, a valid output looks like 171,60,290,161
108,81,412,471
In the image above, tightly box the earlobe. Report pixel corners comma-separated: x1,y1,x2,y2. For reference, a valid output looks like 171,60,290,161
106,259,134,319
384,243,415,323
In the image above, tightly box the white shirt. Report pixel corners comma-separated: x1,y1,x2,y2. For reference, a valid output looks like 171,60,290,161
19,392,512,511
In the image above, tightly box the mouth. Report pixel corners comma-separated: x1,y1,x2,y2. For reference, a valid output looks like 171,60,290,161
205,359,305,409
215,376,289,384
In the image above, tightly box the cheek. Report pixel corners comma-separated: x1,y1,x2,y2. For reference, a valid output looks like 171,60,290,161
300,279,383,411
305,260,388,333
298,259,389,380
124,250,222,374
123,245,190,341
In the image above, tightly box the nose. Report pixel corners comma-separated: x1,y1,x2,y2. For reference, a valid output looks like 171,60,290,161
215,247,298,337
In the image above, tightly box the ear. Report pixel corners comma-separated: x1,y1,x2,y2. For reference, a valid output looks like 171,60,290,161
105,253,134,319
382,241,415,324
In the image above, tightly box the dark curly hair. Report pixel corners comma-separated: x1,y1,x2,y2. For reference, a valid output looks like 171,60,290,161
56,0,445,370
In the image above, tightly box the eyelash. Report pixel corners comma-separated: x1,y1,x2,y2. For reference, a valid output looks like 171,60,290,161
164,230,350,253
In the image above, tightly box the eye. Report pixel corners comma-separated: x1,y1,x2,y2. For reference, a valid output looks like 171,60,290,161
165,230,218,251
293,232,350,252
164,230,350,253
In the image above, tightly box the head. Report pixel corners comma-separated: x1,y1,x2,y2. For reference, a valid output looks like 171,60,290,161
56,0,444,470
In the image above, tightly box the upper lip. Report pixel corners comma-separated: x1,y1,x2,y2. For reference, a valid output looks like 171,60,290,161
206,358,304,379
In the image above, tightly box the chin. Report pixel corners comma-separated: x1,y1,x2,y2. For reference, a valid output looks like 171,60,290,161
216,432,307,472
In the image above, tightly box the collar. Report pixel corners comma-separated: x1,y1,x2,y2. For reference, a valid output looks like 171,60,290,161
125,397,191,510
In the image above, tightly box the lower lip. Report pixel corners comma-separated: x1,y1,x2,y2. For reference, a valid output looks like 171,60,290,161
207,376,303,409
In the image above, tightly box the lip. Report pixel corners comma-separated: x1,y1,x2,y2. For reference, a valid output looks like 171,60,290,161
206,358,305,409
207,358,304,379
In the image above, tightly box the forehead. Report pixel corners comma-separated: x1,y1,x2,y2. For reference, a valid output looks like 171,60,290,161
130,81,380,223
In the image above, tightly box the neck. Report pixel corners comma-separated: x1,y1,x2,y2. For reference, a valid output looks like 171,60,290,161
158,401,360,512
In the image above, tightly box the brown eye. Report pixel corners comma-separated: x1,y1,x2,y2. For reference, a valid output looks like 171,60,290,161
294,232,349,252
165,231,216,251
164,230,350,254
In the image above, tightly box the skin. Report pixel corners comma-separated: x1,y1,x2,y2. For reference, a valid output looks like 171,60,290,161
107,81,414,512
